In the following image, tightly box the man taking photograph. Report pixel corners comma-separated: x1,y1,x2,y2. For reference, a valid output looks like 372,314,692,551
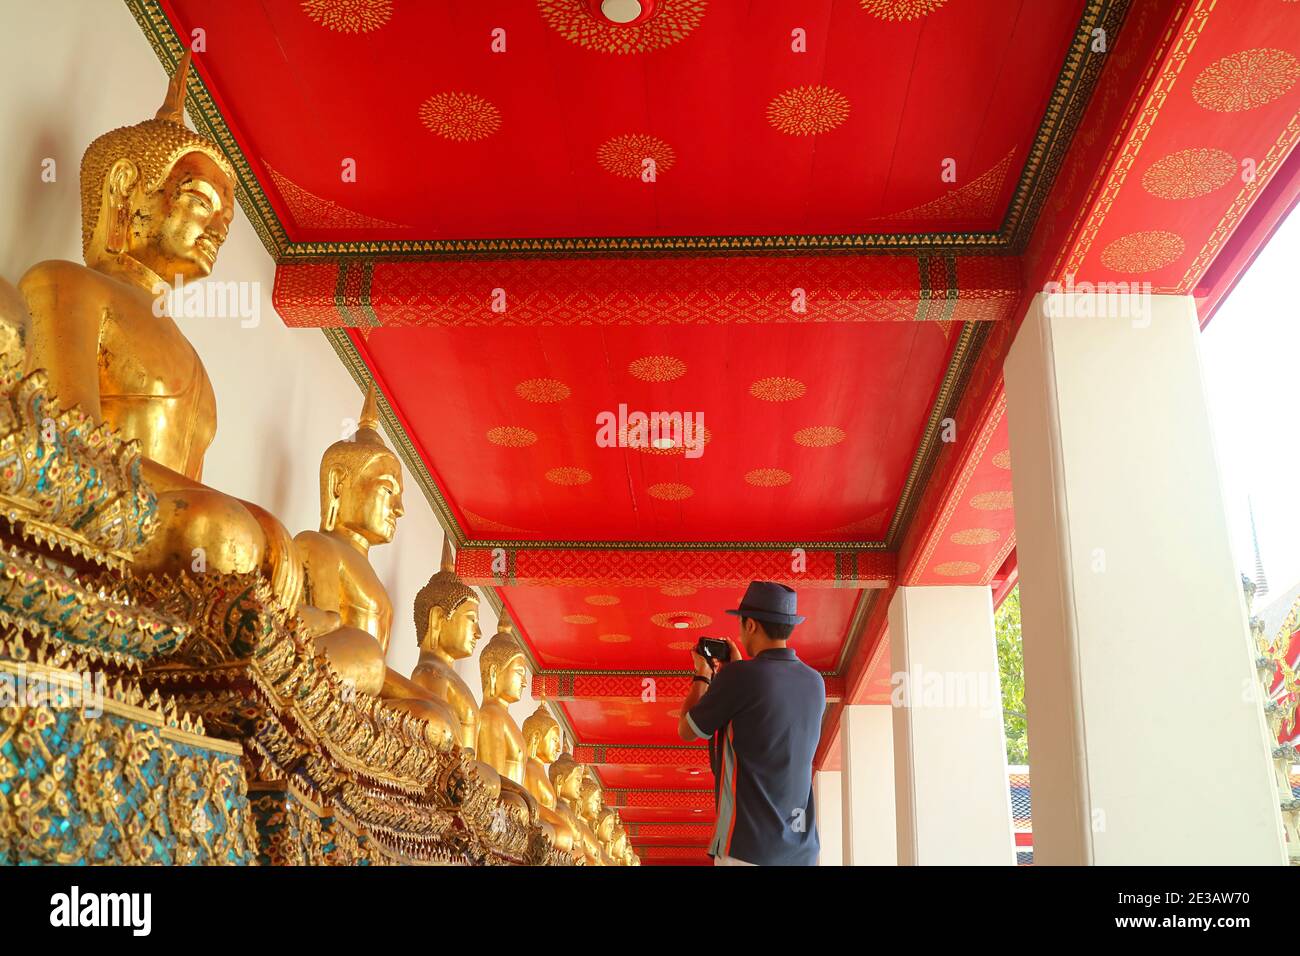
677,581,826,866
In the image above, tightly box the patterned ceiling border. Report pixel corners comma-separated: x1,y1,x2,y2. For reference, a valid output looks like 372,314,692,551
126,0,1127,259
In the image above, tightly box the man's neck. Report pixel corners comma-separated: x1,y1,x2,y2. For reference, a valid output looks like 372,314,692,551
751,638,788,657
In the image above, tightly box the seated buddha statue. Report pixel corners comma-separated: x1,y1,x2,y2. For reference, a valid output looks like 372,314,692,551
408,544,501,798
293,384,457,749
17,52,299,609
608,820,629,866
475,618,542,827
521,704,579,856
577,772,610,866
595,807,621,865
550,753,600,866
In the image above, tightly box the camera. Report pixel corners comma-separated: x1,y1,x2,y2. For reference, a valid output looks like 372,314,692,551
695,637,732,665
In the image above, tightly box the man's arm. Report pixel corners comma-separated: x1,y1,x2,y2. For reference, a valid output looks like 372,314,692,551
676,654,712,741
676,639,744,741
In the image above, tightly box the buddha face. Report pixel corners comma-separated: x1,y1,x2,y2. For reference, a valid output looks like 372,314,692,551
430,600,481,658
125,152,234,282
597,812,616,843
334,455,404,545
559,765,584,801
581,785,602,821
489,654,527,703
612,828,627,857
540,725,562,763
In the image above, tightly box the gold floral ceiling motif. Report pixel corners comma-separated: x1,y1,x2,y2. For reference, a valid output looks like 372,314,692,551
749,377,806,402
793,426,846,448
1100,229,1186,273
970,490,1014,511
661,584,697,597
934,560,980,576
623,424,712,456
1141,147,1237,199
264,164,403,230
563,614,598,624
860,0,948,21
546,466,592,486
991,449,1011,470
598,633,632,643
537,0,708,55
301,0,393,33
628,354,686,381
419,92,502,141
951,528,1000,546
515,378,571,402
745,468,793,487
766,86,851,136
882,149,1016,221
651,610,713,629
667,640,696,650
585,594,621,606
1192,48,1300,113
648,482,694,501
486,426,538,447
599,135,677,179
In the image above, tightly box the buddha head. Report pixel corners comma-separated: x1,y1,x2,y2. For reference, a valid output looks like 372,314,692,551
548,753,585,801
596,807,618,845
319,384,404,546
578,772,603,825
81,52,236,282
413,539,481,659
479,616,528,704
611,822,628,859
522,704,562,763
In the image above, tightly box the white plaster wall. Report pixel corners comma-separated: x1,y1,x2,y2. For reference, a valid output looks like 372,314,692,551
0,0,550,735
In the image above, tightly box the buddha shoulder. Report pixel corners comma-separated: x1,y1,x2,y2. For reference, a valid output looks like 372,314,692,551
19,259,124,312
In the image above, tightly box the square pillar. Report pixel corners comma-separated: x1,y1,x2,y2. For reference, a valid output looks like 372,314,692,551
890,586,1015,865
814,770,842,865
840,704,896,865
1003,291,1286,865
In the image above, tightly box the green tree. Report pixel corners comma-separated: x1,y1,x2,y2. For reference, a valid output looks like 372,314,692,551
995,586,1028,764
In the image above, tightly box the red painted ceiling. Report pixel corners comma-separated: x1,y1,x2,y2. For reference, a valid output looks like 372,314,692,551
163,0,1086,242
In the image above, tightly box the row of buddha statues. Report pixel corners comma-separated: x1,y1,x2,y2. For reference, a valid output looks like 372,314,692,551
0,50,637,864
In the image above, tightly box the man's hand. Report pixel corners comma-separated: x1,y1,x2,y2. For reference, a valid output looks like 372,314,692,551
691,651,713,677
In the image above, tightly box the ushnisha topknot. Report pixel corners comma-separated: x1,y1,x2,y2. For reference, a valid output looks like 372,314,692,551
413,537,478,636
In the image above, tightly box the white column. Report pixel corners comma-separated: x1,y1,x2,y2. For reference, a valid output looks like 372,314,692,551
840,704,897,865
813,770,842,865
1003,291,1286,865
890,586,1015,865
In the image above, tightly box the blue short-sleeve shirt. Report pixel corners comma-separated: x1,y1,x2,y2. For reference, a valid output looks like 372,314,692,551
685,647,826,866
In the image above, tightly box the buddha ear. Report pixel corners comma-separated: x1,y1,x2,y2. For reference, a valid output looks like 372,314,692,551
323,467,345,531
103,158,140,254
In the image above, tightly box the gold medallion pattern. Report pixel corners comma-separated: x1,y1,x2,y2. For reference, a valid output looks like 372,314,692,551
860,0,948,21
585,594,621,606
648,482,694,501
545,466,592,486
950,528,1000,546
667,640,696,650
486,426,538,447
515,378,571,402
599,135,677,179
537,0,707,55
598,633,632,643
1191,48,1300,113
301,0,393,33
970,490,1014,511
1141,147,1237,199
793,426,846,448
563,613,598,624
749,377,806,402
661,585,698,597
622,423,712,456
991,449,1011,470
628,354,687,381
1099,230,1185,273
419,92,502,142
745,468,792,487
651,611,713,629
934,560,980,577
767,86,851,136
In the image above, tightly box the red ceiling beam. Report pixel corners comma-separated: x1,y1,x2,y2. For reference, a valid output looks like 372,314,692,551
457,547,894,589
573,744,709,768
625,823,714,843
274,255,1021,329
605,789,714,810
536,672,844,703
637,847,714,862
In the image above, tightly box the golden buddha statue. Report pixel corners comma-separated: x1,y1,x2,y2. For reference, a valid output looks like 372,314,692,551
577,771,610,865
595,806,621,865
17,52,299,608
550,753,599,865
608,820,629,865
293,384,457,749
475,617,543,828
521,704,579,855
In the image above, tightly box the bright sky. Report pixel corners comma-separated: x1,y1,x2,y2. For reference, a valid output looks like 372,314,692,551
1202,204,1300,606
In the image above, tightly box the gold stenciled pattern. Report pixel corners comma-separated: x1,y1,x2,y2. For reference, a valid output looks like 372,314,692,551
599,135,677,180
598,633,632,644
563,613,597,624
750,376,806,402
265,164,403,230
301,0,393,33
860,0,948,21
419,92,502,142
951,528,1000,546
934,561,980,576
537,0,708,55
1191,48,1300,113
992,449,1011,470
628,355,687,382
648,482,694,501
970,490,1014,511
486,426,538,447
651,611,713,629
585,594,620,606
794,426,846,447
516,378,571,402
546,466,592,486
1100,230,1185,273
1141,147,1237,200
661,584,697,597
745,468,792,487
767,86,851,136
883,149,1015,222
